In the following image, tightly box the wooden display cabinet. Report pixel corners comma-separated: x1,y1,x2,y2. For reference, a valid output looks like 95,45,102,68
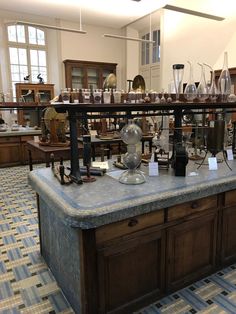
15,83,54,126
63,59,117,90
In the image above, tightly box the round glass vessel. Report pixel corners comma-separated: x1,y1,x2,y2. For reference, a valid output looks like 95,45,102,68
119,120,145,185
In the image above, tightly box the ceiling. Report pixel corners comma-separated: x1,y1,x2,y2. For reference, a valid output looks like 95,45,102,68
0,0,236,29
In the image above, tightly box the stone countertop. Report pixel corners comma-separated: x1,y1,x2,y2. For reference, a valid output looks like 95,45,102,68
28,158,236,229
0,128,41,137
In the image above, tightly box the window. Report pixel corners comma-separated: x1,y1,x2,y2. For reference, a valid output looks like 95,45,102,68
7,24,48,99
141,29,160,66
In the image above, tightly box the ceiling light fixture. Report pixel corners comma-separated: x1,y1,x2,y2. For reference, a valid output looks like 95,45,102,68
163,4,225,21
103,33,154,43
16,8,86,34
15,21,87,34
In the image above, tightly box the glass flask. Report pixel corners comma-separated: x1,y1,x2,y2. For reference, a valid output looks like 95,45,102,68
119,120,146,185
184,61,197,102
197,63,208,102
173,64,184,102
204,63,219,102
218,51,231,101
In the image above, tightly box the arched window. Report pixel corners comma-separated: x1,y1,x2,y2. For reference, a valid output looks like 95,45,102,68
7,24,48,99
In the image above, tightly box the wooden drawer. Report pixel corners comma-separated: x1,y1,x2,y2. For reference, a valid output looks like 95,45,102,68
167,195,217,222
96,209,164,245
0,136,20,143
21,135,34,142
225,190,236,207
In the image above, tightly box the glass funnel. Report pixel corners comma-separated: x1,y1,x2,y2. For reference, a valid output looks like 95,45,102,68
173,64,184,102
184,61,197,102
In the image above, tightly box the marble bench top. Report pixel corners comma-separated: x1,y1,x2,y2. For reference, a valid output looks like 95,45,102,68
28,157,236,229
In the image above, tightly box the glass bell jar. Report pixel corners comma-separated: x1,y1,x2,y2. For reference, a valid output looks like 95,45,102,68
184,61,197,101
119,120,146,185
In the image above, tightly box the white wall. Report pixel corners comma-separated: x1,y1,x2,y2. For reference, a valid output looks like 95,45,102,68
161,9,236,91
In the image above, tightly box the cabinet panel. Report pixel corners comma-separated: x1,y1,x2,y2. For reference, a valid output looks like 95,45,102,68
221,205,236,265
0,142,21,165
166,212,217,292
97,229,165,313
225,189,236,207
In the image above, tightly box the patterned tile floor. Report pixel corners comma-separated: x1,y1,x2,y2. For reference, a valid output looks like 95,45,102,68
1,165,236,314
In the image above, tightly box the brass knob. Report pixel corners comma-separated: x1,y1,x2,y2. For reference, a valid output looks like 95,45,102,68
191,202,198,209
128,218,138,227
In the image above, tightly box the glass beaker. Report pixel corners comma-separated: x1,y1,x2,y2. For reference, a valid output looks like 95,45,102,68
204,63,219,102
173,64,184,102
184,61,197,102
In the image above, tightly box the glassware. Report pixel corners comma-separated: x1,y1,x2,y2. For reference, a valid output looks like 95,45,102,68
82,89,91,103
103,89,111,104
173,64,184,102
218,51,231,102
61,88,71,104
119,120,145,185
113,90,121,103
93,89,102,104
197,63,208,102
204,63,219,102
184,61,197,102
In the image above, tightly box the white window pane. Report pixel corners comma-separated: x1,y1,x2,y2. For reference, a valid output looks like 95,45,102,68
31,66,39,82
37,29,45,45
18,49,27,65
30,50,38,66
28,26,37,44
39,67,47,82
8,25,16,42
38,50,46,66
9,47,18,64
11,65,19,73
20,65,28,78
12,73,20,81
16,25,25,43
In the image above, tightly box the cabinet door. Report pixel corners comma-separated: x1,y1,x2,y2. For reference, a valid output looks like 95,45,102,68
0,140,21,166
166,212,217,292
221,205,236,265
97,229,165,314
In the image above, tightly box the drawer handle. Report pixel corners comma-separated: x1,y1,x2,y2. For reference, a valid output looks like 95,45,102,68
191,202,198,209
128,218,138,227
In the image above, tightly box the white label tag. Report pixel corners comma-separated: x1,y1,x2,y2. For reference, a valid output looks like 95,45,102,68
149,162,159,176
92,161,109,169
208,157,218,170
34,136,39,142
226,149,234,161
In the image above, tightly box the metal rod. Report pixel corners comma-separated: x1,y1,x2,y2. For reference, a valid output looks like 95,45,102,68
103,33,155,43
15,21,87,34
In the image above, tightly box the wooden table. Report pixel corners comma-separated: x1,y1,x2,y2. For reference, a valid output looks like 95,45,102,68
26,140,76,170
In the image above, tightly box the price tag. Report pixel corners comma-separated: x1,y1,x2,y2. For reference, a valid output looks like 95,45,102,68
208,157,218,170
34,136,39,142
149,162,159,176
226,149,234,161
92,161,109,169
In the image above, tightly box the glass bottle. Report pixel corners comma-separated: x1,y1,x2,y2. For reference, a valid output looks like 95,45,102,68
184,61,197,102
218,51,231,101
197,63,208,102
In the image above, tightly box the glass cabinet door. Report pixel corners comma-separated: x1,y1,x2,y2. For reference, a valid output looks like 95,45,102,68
71,67,84,89
87,67,99,89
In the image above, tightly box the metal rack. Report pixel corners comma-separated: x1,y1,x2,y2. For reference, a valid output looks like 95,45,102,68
1,101,236,183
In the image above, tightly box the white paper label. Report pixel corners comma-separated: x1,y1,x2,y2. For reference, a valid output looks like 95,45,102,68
34,136,39,142
226,149,234,161
208,157,218,170
92,161,109,169
149,162,159,176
